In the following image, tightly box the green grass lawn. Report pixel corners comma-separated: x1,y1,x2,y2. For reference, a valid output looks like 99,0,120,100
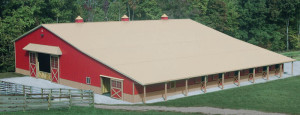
149,76,300,114
0,106,198,115
280,50,300,61
0,72,25,79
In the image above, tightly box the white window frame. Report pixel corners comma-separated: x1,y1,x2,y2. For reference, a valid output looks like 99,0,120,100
86,77,91,84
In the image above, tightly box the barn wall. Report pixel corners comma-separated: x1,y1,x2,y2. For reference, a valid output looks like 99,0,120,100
15,27,135,94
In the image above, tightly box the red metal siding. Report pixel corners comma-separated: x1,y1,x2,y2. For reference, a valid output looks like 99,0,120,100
15,27,134,94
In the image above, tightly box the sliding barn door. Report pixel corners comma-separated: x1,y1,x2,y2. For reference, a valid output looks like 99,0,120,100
111,79,123,99
50,56,59,83
29,52,37,77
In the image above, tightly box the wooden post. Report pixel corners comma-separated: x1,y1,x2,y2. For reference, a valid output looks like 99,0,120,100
280,64,283,78
222,73,224,89
267,66,269,80
23,85,25,94
143,86,146,103
30,86,32,94
91,91,94,107
41,88,43,98
204,76,207,93
164,82,167,101
253,68,256,83
132,83,135,103
81,89,83,102
69,89,71,108
238,71,240,86
59,88,62,101
291,61,293,75
185,79,188,96
48,91,51,110
23,93,26,112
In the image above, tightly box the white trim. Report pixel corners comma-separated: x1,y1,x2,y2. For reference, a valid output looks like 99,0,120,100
100,75,124,81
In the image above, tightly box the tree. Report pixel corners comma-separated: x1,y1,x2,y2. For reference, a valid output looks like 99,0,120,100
135,0,162,20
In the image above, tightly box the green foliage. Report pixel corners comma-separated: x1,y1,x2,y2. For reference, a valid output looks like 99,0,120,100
0,0,299,72
150,76,300,114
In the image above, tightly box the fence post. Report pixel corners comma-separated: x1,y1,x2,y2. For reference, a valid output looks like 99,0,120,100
59,88,62,101
30,86,32,94
23,93,27,112
69,89,72,109
91,91,94,107
41,88,43,98
48,91,51,110
81,89,83,102
23,85,25,95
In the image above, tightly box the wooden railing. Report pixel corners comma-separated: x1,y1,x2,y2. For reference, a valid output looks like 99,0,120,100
0,80,94,112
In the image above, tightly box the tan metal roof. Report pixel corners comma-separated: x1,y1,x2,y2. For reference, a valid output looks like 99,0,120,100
40,19,294,85
75,16,83,20
161,14,168,17
23,43,62,55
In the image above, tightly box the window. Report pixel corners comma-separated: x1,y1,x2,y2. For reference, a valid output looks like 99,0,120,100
169,81,176,88
29,53,36,63
86,77,91,84
51,56,58,69
111,80,121,88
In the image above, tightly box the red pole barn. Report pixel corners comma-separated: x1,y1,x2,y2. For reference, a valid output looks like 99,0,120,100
13,15,294,103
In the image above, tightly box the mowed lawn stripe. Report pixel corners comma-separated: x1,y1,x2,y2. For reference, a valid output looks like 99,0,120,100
149,76,300,114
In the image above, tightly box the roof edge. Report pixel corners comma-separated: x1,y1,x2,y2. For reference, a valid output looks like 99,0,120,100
12,25,43,42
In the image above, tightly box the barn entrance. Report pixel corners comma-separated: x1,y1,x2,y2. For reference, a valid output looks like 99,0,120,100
37,53,51,81
24,44,61,83
101,76,123,100
30,52,59,83
102,77,111,96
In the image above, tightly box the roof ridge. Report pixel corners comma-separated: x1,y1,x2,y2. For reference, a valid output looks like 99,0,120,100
42,19,192,25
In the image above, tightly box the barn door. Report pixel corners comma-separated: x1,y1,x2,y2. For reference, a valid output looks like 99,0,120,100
50,56,59,83
29,52,37,77
110,79,123,99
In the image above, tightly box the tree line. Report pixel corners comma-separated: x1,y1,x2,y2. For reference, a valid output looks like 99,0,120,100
0,0,299,72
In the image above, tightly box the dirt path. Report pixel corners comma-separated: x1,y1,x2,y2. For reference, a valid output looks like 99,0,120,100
95,105,286,115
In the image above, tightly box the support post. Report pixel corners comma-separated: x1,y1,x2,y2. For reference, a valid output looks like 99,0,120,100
291,61,293,75
222,73,224,89
204,76,207,93
238,71,240,87
267,66,269,80
143,86,146,103
253,68,256,83
132,83,135,103
280,64,283,78
185,79,188,96
164,82,167,101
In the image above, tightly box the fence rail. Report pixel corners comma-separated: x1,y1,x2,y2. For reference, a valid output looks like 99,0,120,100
0,80,94,112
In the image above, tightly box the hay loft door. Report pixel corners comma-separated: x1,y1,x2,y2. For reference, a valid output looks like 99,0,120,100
29,52,37,77
111,79,123,100
50,56,59,83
